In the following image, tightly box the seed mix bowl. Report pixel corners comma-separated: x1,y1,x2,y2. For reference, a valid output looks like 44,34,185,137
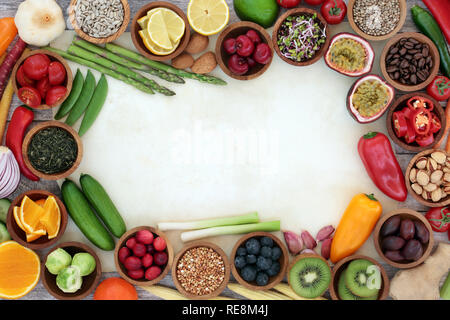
69,0,130,44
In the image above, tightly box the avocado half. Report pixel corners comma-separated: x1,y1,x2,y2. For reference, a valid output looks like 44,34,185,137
347,74,395,123
233,0,279,28
324,32,375,77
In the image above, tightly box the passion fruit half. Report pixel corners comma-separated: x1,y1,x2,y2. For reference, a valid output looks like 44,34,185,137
324,32,374,77
347,74,395,123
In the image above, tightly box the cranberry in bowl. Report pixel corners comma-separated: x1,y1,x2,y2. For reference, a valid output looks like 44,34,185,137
215,21,274,80
114,226,173,286
11,49,73,109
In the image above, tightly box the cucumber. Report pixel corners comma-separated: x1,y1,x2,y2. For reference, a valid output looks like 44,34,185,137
61,179,115,251
80,174,126,238
441,272,450,300
0,198,11,223
0,222,10,243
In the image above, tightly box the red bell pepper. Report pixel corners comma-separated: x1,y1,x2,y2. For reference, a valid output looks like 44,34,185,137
425,206,450,233
5,106,39,181
426,75,450,101
358,132,407,202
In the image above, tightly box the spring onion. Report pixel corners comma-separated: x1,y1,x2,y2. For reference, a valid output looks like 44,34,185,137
157,212,259,231
180,220,281,242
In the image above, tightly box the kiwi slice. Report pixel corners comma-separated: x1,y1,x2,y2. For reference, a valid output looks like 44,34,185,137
289,257,331,298
338,270,378,300
345,259,381,298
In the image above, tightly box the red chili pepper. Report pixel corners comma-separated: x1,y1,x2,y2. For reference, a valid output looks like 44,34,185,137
410,107,431,136
392,111,408,138
425,206,450,233
358,132,407,202
426,75,450,101
407,96,434,112
415,132,435,147
5,106,39,181
430,113,442,134
404,121,416,144
422,0,450,43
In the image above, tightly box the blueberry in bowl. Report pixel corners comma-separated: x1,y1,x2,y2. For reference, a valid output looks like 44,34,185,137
231,232,288,290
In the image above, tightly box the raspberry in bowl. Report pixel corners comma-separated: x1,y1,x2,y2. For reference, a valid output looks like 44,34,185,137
114,226,173,286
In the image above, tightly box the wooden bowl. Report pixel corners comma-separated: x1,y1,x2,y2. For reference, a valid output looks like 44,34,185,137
287,253,331,298
230,232,288,290
373,209,434,269
130,1,190,62
6,190,68,250
272,7,330,67
386,92,446,152
405,149,450,207
11,49,73,110
380,32,440,92
68,0,130,44
22,121,83,181
172,240,230,299
329,254,390,300
114,226,173,286
215,22,274,80
41,242,102,300
347,0,407,41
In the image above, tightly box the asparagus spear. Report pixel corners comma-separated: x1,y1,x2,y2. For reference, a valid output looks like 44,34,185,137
72,37,185,84
43,46,154,94
67,44,175,96
105,43,227,85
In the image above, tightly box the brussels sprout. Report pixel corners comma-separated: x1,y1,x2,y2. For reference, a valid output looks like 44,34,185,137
0,222,10,243
71,252,96,276
45,248,72,275
56,266,82,293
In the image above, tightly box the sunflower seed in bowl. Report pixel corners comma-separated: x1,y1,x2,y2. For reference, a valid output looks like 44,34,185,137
75,0,125,38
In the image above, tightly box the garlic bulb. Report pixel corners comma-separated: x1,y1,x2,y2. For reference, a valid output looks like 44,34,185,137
14,0,66,47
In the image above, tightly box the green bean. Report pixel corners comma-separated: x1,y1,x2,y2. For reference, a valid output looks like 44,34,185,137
78,74,108,137
55,69,84,120
65,70,96,126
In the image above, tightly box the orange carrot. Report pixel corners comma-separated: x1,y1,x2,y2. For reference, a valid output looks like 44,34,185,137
435,98,450,150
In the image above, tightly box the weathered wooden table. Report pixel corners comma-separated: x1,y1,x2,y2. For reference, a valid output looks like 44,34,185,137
0,0,448,300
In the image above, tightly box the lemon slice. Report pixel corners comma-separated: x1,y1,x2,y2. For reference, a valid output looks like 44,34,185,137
137,15,149,29
159,8,185,43
187,0,229,36
147,10,173,50
139,30,180,56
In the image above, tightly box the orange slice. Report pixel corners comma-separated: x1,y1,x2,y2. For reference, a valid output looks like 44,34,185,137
19,196,46,235
13,206,26,232
0,241,40,299
26,232,43,243
35,199,46,207
39,196,60,239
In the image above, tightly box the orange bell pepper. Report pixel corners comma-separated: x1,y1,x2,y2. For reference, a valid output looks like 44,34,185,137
330,193,382,263
0,18,17,57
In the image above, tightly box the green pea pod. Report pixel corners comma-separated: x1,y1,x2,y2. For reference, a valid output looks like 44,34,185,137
411,5,450,78
54,69,84,120
78,74,108,137
65,70,96,126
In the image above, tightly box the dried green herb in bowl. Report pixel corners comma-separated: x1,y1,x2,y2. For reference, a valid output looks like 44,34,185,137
27,127,78,175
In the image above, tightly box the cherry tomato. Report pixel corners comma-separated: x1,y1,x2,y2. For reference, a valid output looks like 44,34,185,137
430,113,441,134
426,75,450,101
18,86,41,108
276,0,301,8
321,0,347,25
304,0,325,5
22,54,50,80
392,111,408,138
36,77,50,99
415,133,435,147
425,207,450,233
16,65,35,87
45,86,67,106
48,61,66,86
